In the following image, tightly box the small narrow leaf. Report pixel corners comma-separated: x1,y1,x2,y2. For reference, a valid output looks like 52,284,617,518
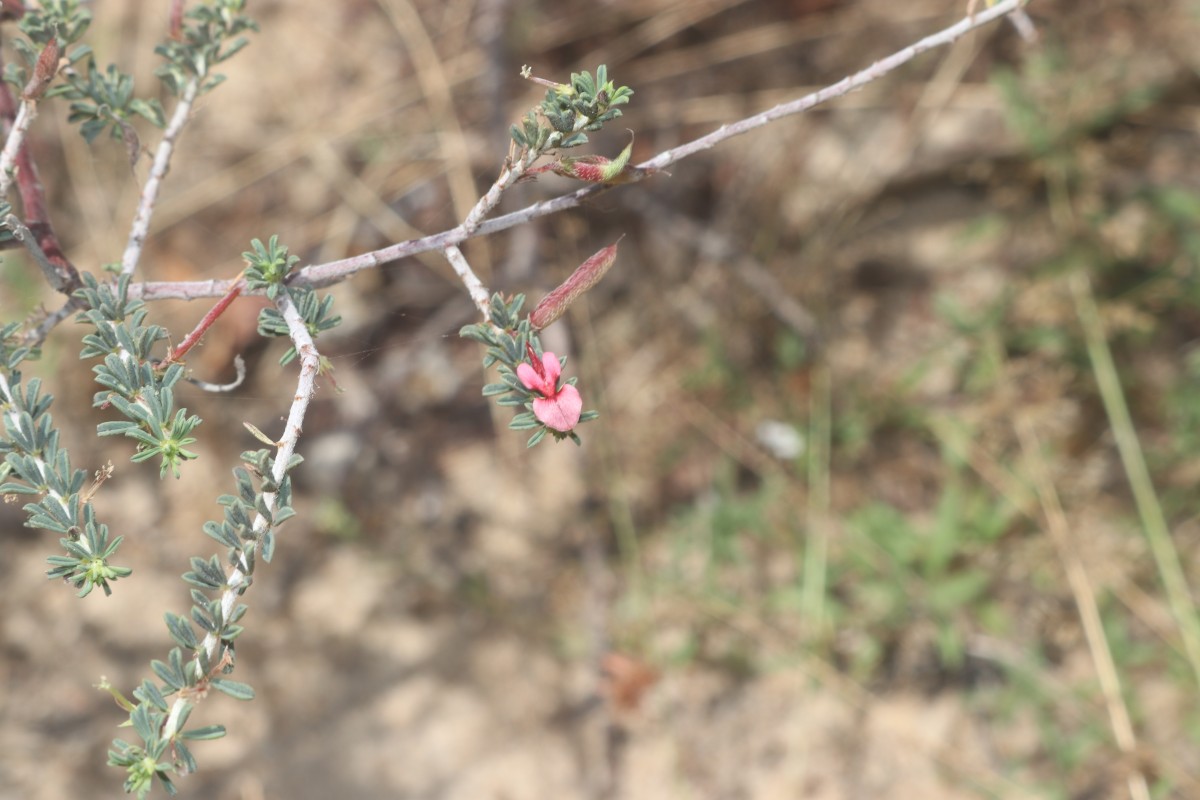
164,612,199,650
210,678,255,701
150,659,184,691
180,725,227,741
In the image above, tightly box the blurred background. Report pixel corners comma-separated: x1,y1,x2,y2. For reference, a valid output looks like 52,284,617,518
3,0,1200,797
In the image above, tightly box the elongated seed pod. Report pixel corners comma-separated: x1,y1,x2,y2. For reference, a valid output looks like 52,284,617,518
529,240,620,331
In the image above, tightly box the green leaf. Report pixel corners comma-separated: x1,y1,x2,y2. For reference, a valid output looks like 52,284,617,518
137,680,169,712
180,725,227,741
164,612,199,650
129,702,160,745
174,739,198,774
210,678,255,701
183,555,227,590
150,659,184,691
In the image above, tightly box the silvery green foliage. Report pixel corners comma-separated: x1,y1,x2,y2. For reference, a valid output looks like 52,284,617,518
4,0,93,92
155,0,257,96
77,275,202,479
247,235,343,365
107,446,299,799
0,3,334,795
510,64,633,153
0,322,131,597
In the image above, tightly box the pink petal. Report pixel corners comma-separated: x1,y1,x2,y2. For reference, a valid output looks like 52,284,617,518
518,362,549,395
540,352,562,384
517,352,564,398
533,384,582,432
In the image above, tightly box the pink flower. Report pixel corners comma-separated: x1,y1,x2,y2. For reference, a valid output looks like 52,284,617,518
517,346,582,432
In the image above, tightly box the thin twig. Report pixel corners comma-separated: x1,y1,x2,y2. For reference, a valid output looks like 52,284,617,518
3,213,63,290
123,0,1029,306
21,296,84,347
380,0,480,249
161,290,321,742
162,275,244,365
444,245,491,317
0,99,34,197
439,150,540,317
1008,8,1039,42
636,0,1027,172
120,78,200,277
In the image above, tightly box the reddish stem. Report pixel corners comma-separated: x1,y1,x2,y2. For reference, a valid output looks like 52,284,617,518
0,79,79,293
163,279,244,365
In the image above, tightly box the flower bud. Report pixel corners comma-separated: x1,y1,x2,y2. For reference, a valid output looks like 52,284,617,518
551,137,633,184
169,0,185,40
22,38,60,101
0,0,24,22
530,240,620,331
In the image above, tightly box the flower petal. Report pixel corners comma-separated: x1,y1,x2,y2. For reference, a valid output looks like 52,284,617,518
533,384,582,432
540,352,562,385
517,351,564,398
516,361,549,395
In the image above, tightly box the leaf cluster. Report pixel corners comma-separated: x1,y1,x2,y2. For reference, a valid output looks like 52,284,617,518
0,325,130,597
2,1,168,144
16,0,92,46
155,0,257,96
459,293,598,447
242,235,299,299
59,60,166,144
3,1,256,145
248,235,342,365
107,687,225,800
2,0,93,102
76,274,201,479
109,447,296,797
510,64,633,154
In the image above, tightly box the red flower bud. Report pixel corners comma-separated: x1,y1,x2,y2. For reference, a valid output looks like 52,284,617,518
169,0,185,40
22,38,59,101
551,136,633,184
529,240,620,331
0,0,25,22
